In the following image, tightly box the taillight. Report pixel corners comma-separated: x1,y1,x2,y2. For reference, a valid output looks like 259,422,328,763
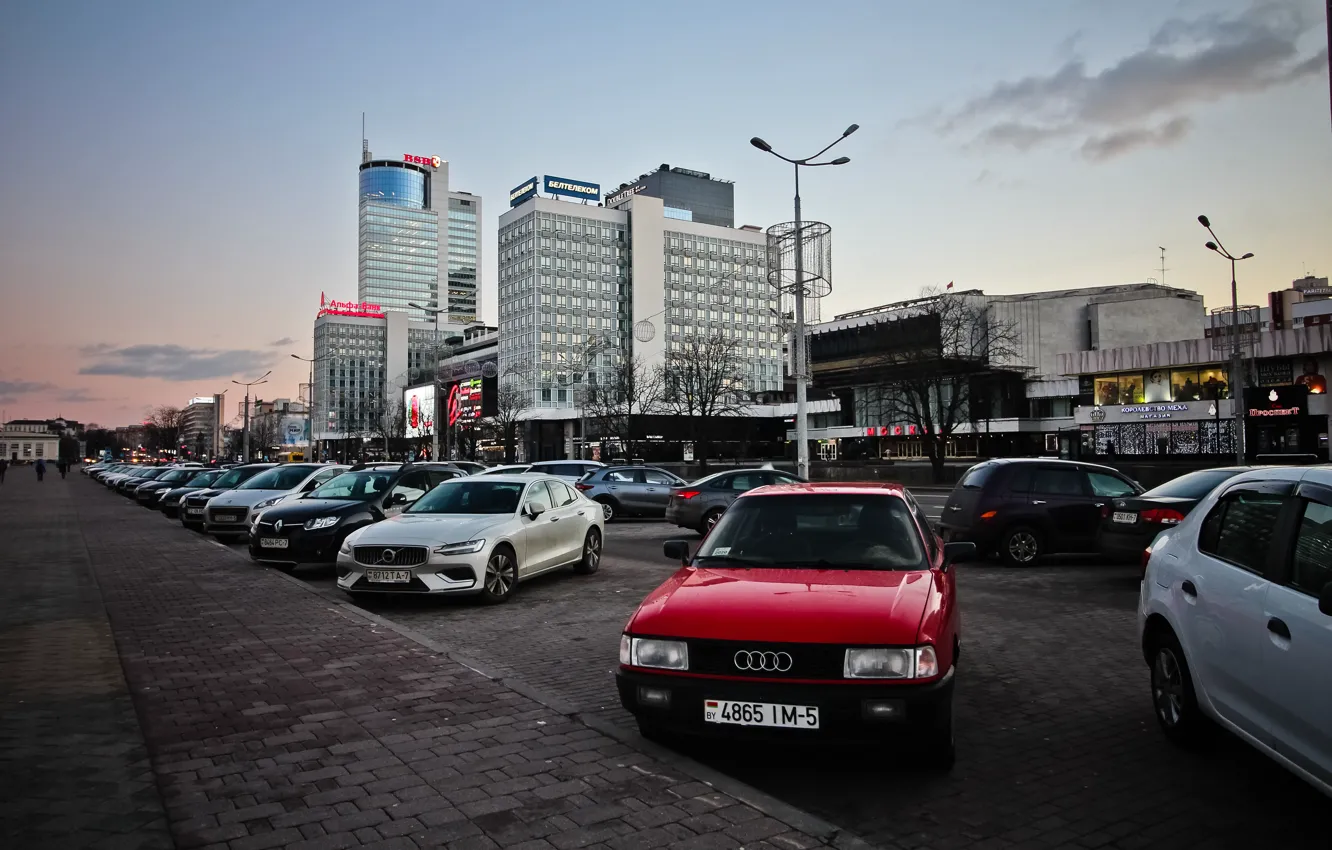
676,490,701,500
979,510,997,520
1141,544,1154,578
1140,508,1186,525
1100,504,1110,519
574,483,592,491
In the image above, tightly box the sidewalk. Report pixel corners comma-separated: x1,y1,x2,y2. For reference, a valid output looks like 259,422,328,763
2,474,868,850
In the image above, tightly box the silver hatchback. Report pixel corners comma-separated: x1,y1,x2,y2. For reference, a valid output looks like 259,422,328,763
664,468,805,534
573,466,687,521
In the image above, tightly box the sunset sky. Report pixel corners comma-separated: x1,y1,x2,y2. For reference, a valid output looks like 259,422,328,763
2,0,1328,428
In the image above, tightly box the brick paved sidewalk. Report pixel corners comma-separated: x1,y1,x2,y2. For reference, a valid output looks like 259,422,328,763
2,475,872,850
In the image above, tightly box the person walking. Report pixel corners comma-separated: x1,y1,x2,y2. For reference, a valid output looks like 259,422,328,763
0,457,8,484
35,457,46,482
57,458,67,478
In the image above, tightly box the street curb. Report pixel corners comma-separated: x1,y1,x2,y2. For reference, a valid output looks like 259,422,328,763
226,547,878,848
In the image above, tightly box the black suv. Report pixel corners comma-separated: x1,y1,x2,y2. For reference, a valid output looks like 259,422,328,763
938,458,1142,566
248,462,464,572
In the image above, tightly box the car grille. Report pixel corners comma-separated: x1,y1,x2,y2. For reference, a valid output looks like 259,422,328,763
354,546,429,567
684,639,852,681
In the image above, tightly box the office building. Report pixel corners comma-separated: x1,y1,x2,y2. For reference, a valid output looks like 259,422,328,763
180,396,223,460
604,164,735,227
357,145,482,324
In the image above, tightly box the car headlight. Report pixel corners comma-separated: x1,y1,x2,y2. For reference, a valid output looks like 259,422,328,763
254,496,284,510
433,539,486,555
843,646,939,679
304,516,339,531
625,637,689,671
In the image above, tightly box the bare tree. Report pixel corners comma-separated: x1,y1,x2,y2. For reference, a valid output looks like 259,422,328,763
145,405,183,454
584,354,663,461
485,365,533,464
249,411,280,459
859,287,1022,483
658,331,750,470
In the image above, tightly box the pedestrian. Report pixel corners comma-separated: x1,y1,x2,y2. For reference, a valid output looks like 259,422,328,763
0,457,7,484
35,457,46,482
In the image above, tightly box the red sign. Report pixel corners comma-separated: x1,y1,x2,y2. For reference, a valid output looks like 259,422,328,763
318,292,385,319
404,153,441,168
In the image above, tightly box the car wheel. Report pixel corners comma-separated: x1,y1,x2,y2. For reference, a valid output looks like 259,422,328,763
596,498,617,522
479,546,518,604
1001,526,1042,567
919,697,956,770
699,508,725,536
574,528,602,575
1150,630,1206,747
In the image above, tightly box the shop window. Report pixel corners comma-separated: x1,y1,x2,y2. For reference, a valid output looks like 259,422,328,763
1199,367,1229,399
1094,377,1121,406
1117,375,1144,404
1171,369,1202,401
1143,370,1171,402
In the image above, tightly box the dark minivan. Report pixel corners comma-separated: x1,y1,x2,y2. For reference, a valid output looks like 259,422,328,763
938,459,1142,566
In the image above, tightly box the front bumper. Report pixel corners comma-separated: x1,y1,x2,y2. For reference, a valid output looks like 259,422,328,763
180,503,208,525
616,666,954,743
336,551,484,595
205,507,252,536
248,525,342,566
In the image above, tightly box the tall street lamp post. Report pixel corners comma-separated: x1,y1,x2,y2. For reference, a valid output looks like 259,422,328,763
751,124,858,480
1198,215,1254,465
291,354,329,461
232,371,271,462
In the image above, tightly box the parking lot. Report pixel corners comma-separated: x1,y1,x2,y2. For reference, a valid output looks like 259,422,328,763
195,498,1332,849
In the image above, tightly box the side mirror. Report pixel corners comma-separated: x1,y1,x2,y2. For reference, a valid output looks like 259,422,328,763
942,541,977,570
387,492,408,506
663,540,691,564
1320,582,1332,617
524,503,545,519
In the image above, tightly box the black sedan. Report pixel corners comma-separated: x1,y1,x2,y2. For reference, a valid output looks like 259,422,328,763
248,463,462,572
179,463,276,529
133,467,210,507
1097,466,1254,567
158,469,224,518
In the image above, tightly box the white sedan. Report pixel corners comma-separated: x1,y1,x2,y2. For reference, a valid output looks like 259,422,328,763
337,474,604,603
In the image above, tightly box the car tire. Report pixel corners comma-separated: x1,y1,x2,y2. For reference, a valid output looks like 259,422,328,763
1001,526,1042,567
919,697,956,770
479,545,518,605
1149,629,1207,747
596,498,618,522
574,528,602,575
699,508,725,536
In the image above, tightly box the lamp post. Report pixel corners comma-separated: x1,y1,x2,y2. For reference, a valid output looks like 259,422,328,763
1198,215,1254,465
232,371,271,462
751,124,858,480
290,354,328,461
408,302,464,461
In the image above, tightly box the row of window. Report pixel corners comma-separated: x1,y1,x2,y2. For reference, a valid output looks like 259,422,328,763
0,443,45,457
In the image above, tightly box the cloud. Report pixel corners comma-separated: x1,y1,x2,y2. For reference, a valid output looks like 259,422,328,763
56,388,103,403
78,344,273,381
0,379,53,397
269,337,296,347
940,3,1324,161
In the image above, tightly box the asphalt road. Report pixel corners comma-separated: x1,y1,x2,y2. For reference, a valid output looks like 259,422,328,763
219,506,1331,850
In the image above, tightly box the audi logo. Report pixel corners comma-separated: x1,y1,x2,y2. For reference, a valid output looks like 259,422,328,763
733,650,793,672
378,549,398,565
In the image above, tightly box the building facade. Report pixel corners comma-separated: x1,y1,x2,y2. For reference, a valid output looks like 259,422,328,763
0,420,60,463
357,148,482,324
180,396,223,460
604,164,735,227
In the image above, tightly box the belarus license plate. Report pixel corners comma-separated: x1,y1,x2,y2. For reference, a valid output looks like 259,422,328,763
260,538,288,549
1112,511,1138,524
214,514,238,523
186,508,204,515
704,700,819,729
367,569,411,583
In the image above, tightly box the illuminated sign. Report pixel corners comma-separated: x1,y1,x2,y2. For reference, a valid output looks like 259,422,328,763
606,184,645,207
1244,386,1308,418
1120,403,1189,420
403,385,435,438
404,154,442,168
318,292,385,319
509,176,538,207
447,378,484,427
543,175,600,201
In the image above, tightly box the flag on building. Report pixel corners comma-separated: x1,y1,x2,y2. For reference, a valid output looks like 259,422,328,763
946,281,954,289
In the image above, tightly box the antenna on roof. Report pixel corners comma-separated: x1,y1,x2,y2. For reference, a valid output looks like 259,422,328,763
1159,246,1168,287
361,112,370,164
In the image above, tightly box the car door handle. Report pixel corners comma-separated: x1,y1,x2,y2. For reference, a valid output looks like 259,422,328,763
1031,500,1046,505
549,515,560,522
1181,580,1197,598
1268,617,1291,640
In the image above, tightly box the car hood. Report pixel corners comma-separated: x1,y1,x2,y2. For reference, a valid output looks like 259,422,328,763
187,488,227,502
208,489,289,508
628,567,936,645
350,513,514,546
259,498,365,521
164,485,207,498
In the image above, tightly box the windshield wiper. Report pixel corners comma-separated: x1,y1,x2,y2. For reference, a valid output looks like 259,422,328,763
695,554,769,567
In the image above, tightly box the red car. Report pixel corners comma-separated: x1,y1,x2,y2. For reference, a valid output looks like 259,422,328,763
616,481,974,767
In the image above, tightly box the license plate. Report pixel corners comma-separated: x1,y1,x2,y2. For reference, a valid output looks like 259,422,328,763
186,508,204,515
1112,511,1138,524
260,538,289,549
214,514,238,523
704,700,819,729
367,569,412,583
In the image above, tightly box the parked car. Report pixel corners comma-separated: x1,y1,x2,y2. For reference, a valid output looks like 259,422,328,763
158,469,223,519
665,468,805,534
448,461,488,476
132,466,208,506
1099,467,1256,567
180,463,277,530
248,463,465,571
204,464,348,541
1139,466,1331,797
575,466,688,521
117,466,168,495
475,464,531,476
618,481,974,765
525,460,604,482
336,475,604,602
937,458,1143,566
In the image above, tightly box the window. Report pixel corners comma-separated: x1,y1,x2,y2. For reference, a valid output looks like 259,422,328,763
605,470,637,483
1031,468,1085,496
1291,501,1332,596
388,471,429,504
643,470,678,486
1199,491,1285,573
722,473,764,492
547,480,577,507
1088,472,1136,497
959,462,996,490
524,481,553,513
309,467,344,487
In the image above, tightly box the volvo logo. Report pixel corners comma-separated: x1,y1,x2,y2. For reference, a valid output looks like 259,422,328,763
377,549,398,565
733,651,792,672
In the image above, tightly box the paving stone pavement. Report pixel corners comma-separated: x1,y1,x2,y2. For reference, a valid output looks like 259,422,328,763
7,475,873,850
0,472,174,850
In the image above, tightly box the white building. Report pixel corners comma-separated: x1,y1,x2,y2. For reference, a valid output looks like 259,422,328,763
180,396,223,460
1,420,60,463
496,188,781,413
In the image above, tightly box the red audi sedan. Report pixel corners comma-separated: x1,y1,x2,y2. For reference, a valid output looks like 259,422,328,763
616,482,974,767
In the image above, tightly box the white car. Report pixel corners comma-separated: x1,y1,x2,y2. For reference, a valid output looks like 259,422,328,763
475,464,532,476
204,463,348,540
337,474,604,603
1139,465,1332,798
525,460,604,483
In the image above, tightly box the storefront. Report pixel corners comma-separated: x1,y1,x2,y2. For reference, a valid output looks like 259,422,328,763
1073,399,1238,458
1244,385,1326,461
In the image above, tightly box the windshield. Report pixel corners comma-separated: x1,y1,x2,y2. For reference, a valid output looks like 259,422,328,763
184,471,221,487
237,466,317,491
1142,469,1246,500
407,480,525,515
696,494,927,570
138,468,167,480
159,468,198,483
959,462,996,489
308,470,396,501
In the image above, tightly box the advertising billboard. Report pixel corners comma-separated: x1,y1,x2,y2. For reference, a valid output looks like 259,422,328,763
543,175,600,202
280,415,309,447
447,378,485,427
509,176,538,207
403,384,436,438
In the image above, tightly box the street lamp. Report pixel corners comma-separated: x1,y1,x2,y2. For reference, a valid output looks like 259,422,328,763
1198,214,1254,465
291,353,329,461
232,371,271,462
750,124,857,480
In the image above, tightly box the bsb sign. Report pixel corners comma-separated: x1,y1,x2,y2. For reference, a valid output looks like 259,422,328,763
543,175,600,202
403,153,442,168
318,292,386,319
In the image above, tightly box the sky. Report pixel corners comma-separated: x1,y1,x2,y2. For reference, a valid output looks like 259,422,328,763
1,0,1329,428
